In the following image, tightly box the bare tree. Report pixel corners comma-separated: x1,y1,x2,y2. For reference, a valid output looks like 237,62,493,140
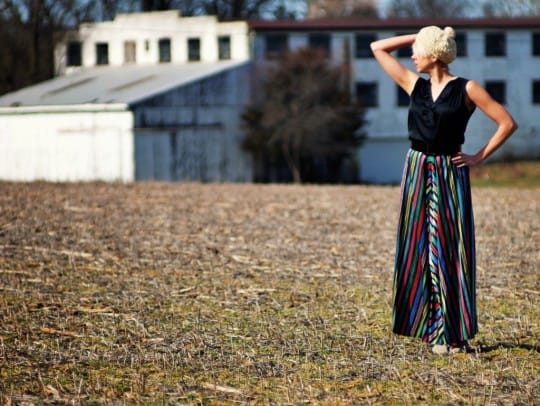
242,48,365,183
482,0,540,16
201,0,304,20
140,0,304,19
387,0,473,18
0,0,305,96
0,0,100,95
306,0,379,18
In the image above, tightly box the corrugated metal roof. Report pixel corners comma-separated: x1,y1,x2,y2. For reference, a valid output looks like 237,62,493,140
248,17,540,31
0,60,249,108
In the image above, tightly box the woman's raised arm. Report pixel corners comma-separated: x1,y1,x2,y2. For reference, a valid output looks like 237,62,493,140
370,34,418,95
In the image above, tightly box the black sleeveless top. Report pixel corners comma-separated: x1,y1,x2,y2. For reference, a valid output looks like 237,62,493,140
408,77,475,148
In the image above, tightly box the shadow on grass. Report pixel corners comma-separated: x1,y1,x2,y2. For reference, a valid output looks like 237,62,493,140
478,342,540,353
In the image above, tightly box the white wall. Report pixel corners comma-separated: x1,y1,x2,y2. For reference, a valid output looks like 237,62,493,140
55,11,250,73
358,137,409,184
455,29,540,160
253,26,540,182
362,28,540,161
0,105,134,182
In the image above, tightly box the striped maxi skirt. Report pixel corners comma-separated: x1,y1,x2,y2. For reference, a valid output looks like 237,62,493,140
393,149,478,345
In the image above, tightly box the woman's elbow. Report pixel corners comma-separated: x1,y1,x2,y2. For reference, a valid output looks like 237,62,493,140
370,41,381,52
509,116,518,133
503,116,518,135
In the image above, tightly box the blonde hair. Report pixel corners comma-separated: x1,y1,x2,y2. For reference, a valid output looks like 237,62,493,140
412,26,457,65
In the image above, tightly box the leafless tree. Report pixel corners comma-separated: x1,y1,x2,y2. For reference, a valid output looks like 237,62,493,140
0,0,304,96
140,0,304,19
386,0,473,18
0,0,99,95
482,0,540,16
306,0,379,19
242,48,365,183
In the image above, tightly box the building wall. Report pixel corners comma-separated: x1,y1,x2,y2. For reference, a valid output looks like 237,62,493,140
0,106,134,182
452,29,540,160
17,15,540,184
55,11,250,74
131,63,253,182
370,29,540,161
252,25,540,183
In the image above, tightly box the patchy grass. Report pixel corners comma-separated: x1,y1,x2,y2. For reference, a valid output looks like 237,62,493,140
470,160,540,188
0,179,538,404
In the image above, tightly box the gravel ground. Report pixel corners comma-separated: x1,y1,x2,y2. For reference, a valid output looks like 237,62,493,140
1,182,536,286
0,182,538,403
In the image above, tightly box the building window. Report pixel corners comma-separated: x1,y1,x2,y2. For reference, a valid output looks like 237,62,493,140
356,82,378,107
397,86,409,106
159,38,171,62
124,41,136,64
265,33,288,59
485,80,506,104
485,32,506,56
355,33,376,58
532,33,540,56
145,40,150,51
188,38,201,61
397,48,412,58
397,32,413,58
66,41,82,66
455,32,467,57
533,80,540,104
218,36,231,60
96,42,109,65
308,33,330,57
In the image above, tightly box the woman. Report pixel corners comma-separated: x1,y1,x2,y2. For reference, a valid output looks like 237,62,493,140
370,26,517,354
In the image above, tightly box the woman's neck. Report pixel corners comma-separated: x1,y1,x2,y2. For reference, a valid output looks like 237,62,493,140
428,64,454,84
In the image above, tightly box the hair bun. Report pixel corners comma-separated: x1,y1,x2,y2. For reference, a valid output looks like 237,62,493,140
415,25,457,64
443,26,455,39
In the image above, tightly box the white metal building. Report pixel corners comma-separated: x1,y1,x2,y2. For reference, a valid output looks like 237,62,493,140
0,11,253,182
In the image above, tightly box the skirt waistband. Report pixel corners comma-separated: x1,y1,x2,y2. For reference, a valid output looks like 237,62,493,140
411,140,461,156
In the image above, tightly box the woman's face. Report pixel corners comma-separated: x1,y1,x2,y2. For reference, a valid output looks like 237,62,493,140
411,51,436,73
411,40,437,72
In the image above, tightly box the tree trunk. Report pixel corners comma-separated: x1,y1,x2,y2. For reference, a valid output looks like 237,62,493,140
282,138,302,183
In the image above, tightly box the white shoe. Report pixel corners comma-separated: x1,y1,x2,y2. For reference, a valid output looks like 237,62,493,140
431,344,448,354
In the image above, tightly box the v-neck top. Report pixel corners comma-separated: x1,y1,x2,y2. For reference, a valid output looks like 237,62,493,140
408,77,475,147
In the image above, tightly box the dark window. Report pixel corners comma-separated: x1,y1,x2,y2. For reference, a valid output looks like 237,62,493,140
485,80,506,104
308,33,330,57
265,33,288,59
188,38,201,61
218,36,231,60
355,33,376,58
485,32,506,56
532,33,540,56
397,32,413,58
66,41,82,66
96,42,108,65
124,41,136,64
356,82,378,107
397,86,409,107
455,32,467,57
159,38,171,62
533,80,540,104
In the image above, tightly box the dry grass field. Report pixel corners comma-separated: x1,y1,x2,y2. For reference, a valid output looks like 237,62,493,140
0,165,538,404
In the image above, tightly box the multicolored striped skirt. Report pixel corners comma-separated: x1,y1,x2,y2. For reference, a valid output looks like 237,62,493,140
393,149,477,345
